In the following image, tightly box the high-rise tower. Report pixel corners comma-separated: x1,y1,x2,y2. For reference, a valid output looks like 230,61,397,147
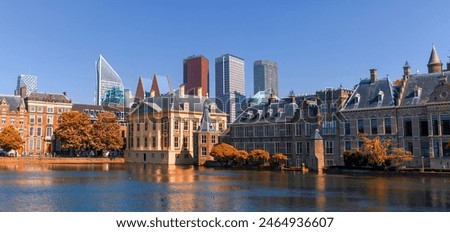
253,60,278,96
183,55,209,96
15,74,38,96
95,55,125,105
215,54,245,123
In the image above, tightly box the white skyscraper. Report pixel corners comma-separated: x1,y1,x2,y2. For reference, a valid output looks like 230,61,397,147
215,54,245,123
95,55,125,105
253,60,278,96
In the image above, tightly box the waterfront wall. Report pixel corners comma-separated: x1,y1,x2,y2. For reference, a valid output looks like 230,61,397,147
0,157,125,164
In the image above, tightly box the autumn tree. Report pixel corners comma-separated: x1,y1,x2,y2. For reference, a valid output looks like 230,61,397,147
54,111,92,155
210,143,238,163
234,150,249,166
249,149,270,166
344,135,413,168
0,125,23,153
90,112,123,155
270,153,288,167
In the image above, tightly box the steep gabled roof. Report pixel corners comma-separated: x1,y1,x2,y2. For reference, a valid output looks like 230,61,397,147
343,78,397,110
150,74,161,97
134,76,145,103
400,72,450,106
0,95,24,112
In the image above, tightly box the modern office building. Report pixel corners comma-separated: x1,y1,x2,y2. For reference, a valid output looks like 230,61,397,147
183,55,209,97
215,54,246,123
254,60,278,96
15,74,38,96
95,55,125,106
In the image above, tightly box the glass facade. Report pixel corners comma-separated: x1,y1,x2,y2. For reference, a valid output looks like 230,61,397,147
96,55,125,105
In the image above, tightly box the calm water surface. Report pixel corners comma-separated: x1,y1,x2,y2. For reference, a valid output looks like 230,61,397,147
0,163,449,212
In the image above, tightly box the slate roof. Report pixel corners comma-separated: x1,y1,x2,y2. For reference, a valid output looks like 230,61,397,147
0,94,24,112
343,77,397,110
25,92,71,103
400,71,450,106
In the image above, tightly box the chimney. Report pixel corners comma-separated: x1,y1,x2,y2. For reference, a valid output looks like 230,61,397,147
20,86,27,98
370,69,377,83
63,91,67,96
197,87,202,97
179,84,185,97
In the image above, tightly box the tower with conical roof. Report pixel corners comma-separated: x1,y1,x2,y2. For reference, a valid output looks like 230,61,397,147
427,44,443,73
133,76,145,104
149,74,161,97
193,99,221,165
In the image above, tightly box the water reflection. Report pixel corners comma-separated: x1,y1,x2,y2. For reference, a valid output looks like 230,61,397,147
0,163,449,211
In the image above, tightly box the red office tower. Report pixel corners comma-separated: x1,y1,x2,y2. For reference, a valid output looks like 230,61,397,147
183,55,209,96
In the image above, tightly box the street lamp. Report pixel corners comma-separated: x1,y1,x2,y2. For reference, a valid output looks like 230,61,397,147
421,156,424,172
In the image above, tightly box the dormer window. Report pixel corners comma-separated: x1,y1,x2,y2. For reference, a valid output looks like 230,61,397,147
354,93,360,108
377,91,384,107
183,102,189,111
414,86,422,98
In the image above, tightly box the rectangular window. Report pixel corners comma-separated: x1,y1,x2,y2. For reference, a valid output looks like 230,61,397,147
47,116,53,125
174,137,179,148
305,142,310,155
30,115,35,124
10,118,15,125
183,119,189,131
201,135,206,144
36,139,41,150
152,137,156,148
433,116,439,135
201,147,207,156
325,141,333,154
218,122,223,131
29,139,34,151
37,107,43,113
344,122,350,135
136,122,140,131
183,137,188,149
29,127,34,136
144,121,148,131
419,118,429,136
144,137,148,147
212,135,216,144
152,122,156,131
305,123,311,136
36,127,42,136
345,141,351,151
46,127,53,137
384,118,392,134
370,118,378,135
322,121,336,135
286,142,292,154
441,115,450,135
174,120,179,130
1,117,5,124
421,141,429,157
295,123,302,136
296,142,302,154
47,107,54,113
30,107,35,112
136,137,140,148
358,119,364,134
286,124,292,136
37,116,42,124
404,118,412,136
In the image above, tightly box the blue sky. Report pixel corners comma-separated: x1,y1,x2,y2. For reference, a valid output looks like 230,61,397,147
1,0,450,104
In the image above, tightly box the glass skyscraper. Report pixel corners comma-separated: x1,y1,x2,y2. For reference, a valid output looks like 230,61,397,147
95,55,125,105
215,54,245,123
15,74,38,96
253,60,278,96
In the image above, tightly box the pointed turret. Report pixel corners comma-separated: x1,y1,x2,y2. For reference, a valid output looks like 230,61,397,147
199,99,215,131
403,61,411,79
150,74,161,97
427,44,443,73
133,76,145,103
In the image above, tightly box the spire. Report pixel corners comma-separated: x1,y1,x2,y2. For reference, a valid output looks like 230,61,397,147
133,76,145,103
427,44,443,73
150,74,161,97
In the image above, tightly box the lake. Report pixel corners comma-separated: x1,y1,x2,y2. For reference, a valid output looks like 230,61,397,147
0,163,449,211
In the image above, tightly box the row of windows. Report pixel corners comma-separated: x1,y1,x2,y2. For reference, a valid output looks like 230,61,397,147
29,106,68,114
233,140,335,155
233,123,313,138
1,117,24,125
29,127,53,137
29,115,53,124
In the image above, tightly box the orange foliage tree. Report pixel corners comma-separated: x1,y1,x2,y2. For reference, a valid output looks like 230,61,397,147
210,143,238,163
90,112,123,155
270,153,288,167
234,150,249,166
54,111,92,154
249,149,270,166
0,125,23,153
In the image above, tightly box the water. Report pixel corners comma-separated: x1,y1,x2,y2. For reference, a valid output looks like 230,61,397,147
0,163,449,212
